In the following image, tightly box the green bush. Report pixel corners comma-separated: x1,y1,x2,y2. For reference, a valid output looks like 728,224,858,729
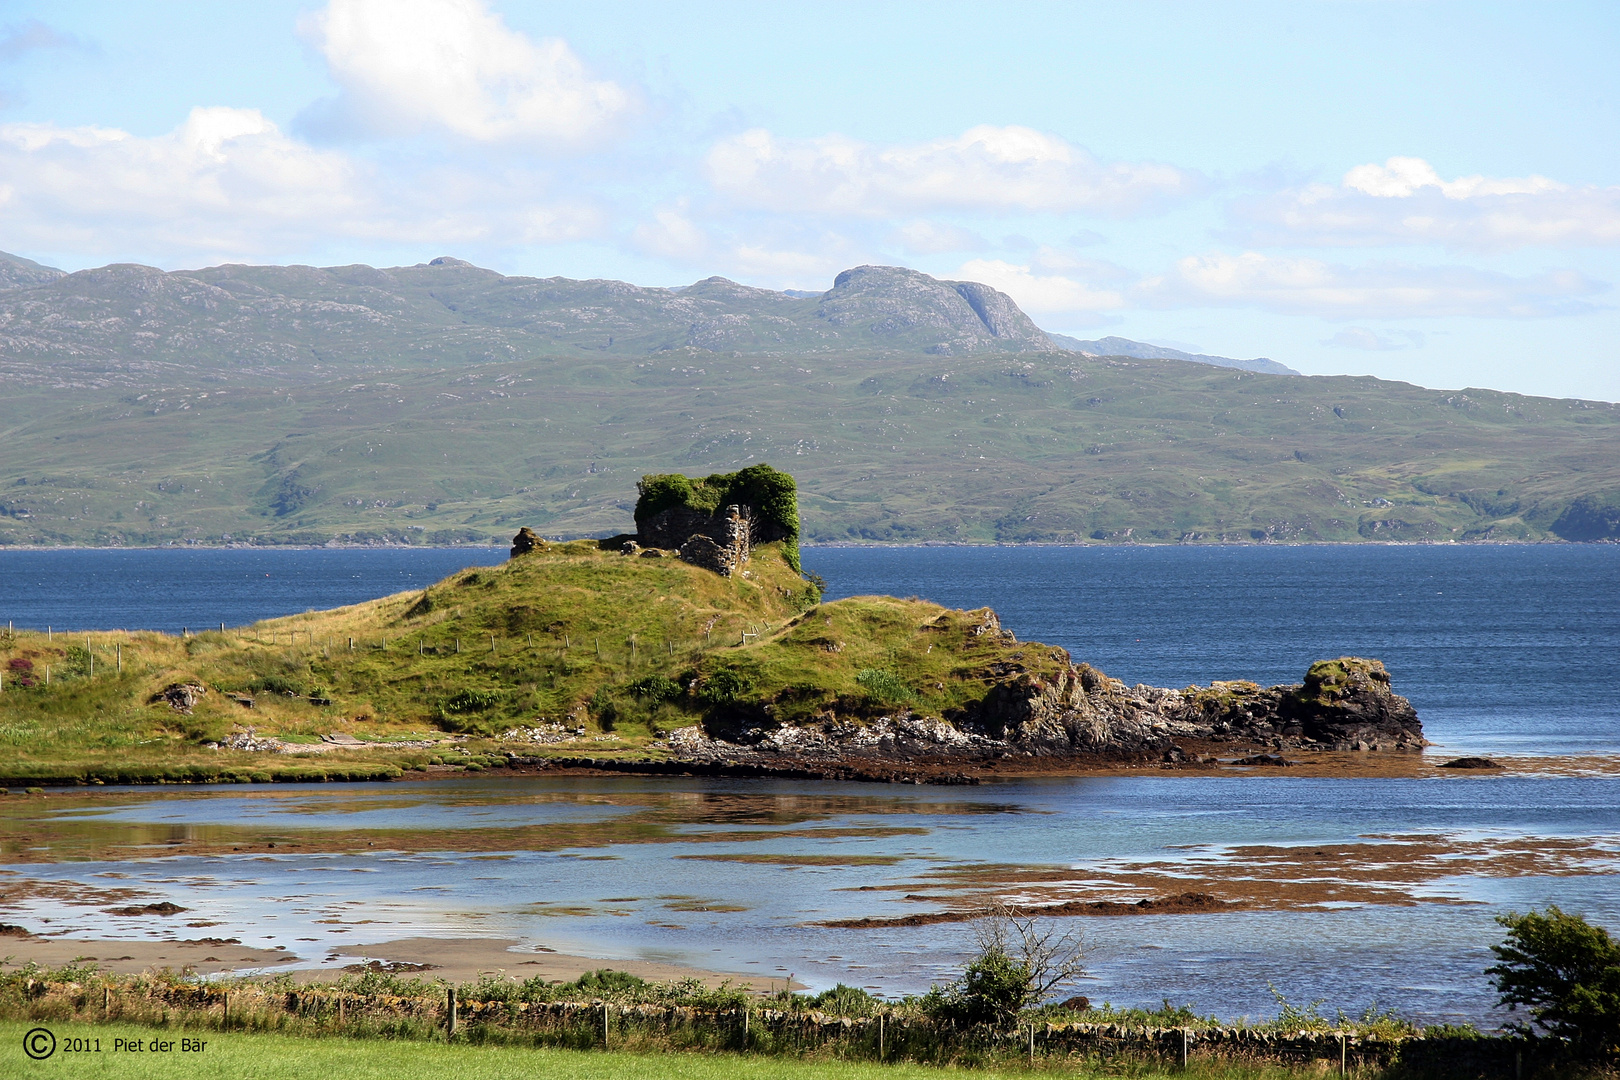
804,983,882,1017
924,949,1030,1027
697,668,750,705
855,668,916,706
1489,905,1620,1057
445,689,499,713
627,674,681,702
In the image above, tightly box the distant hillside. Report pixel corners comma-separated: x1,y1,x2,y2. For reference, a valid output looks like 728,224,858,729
0,256,1050,388
1049,334,1299,375
0,251,65,291
0,252,1615,547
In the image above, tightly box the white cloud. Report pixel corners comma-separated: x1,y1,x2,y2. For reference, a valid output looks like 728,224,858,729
706,125,1198,217
1322,327,1425,351
0,108,604,262
1137,251,1606,319
1235,156,1620,250
632,205,710,261
889,221,986,254
0,108,363,254
955,258,1125,316
301,0,634,147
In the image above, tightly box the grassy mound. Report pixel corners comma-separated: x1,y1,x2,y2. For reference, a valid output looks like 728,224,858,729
0,539,1047,785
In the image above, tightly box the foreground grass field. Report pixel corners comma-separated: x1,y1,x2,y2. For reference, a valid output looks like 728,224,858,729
0,1021,1357,1080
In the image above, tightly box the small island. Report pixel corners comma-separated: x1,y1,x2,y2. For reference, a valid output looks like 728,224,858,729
0,466,1423,787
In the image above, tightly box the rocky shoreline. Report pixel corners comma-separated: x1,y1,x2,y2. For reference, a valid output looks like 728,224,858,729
510,620,1422,784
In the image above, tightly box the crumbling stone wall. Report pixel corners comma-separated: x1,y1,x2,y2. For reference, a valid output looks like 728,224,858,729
676,505,753,576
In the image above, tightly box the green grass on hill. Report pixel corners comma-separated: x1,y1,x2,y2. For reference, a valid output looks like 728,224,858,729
0,539,1049,785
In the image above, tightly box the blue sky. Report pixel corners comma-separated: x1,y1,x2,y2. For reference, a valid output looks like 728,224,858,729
2,0,1617,399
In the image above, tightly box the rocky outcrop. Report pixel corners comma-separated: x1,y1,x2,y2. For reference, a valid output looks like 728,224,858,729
666,654,1421,774
819,266,1054,354
1279,657,1422,749
509,527,545,559
152,682,207,713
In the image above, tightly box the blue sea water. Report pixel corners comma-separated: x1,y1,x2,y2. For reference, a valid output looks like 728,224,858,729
0,547,509,633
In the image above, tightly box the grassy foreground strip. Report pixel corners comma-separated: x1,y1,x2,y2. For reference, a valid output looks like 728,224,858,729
0,1021,1366,1080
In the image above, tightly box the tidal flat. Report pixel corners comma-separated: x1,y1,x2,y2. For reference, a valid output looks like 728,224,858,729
2,773,1616,1027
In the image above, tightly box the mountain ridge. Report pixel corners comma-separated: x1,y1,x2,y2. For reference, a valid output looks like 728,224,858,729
1048,334,1299,376
0,252,1616,547
0,251,1279,377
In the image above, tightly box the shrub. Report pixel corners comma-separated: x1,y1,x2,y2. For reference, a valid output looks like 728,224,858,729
627,674,681,702
697,668,749,705
926,901,1088,1028
445,689,500,714
929,948,1031,1027
569,968,649,997
804,983,881,1017
855,668,916,706
1489,906,1620,1057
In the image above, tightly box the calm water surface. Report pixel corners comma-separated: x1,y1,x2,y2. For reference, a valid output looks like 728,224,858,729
1,544,1616,1024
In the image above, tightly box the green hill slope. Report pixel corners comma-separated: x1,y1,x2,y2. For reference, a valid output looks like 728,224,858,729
0,256,1616,545
0,536,1030,783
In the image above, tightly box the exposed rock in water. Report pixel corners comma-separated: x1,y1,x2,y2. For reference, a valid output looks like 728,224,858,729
106,902,187,916
1438,756,1501,769
663,653,1421,773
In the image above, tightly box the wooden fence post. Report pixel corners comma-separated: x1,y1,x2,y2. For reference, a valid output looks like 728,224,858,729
447,986,457,1036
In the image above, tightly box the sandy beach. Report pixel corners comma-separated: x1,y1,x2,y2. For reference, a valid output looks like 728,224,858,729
0,929,786,991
